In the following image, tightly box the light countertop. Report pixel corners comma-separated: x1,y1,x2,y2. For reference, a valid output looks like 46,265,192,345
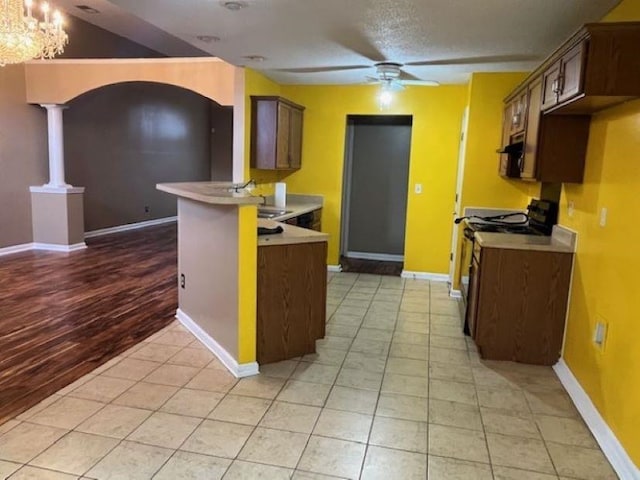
258,219,329,247
261,194,323,221
475,231,575,253
157,182,263,206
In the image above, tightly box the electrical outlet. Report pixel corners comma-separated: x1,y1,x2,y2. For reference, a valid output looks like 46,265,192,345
415,184,423,194
599,207,608,227
568,201,575,218
594,320,607,347
180,274,186,289
144,206,150,214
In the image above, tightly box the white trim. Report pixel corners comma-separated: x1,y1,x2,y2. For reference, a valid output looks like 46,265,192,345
32,242,87,252
85,217,177,239
0,243,34,257
449,289,462,299
554,359,640,480
29,186,85,194
327,265,343,272
346,251,404,262
401,270,449,282
27,57,227,65
449,105,469,285
176,308,259,378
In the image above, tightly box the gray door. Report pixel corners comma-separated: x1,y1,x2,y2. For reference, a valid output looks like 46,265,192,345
343,117,412,260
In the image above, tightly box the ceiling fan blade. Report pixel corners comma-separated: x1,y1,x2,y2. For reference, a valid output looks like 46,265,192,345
364,76,381,83
406,54,540,67
271,65,370,74
402,80,441,87
329,27,387,63
398,70,422,81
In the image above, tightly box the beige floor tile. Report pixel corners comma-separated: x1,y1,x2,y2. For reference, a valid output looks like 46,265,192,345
209,395,272,426
429,362,474,383
259,401,321,434
492,465,558,480
229,376,286,399
389,342,428,360
224,460,293,479
335,368,383,391
329,314,363,327
477,385,530,413
524,388,578,418
160,388,224,418
430,323,464,338
55,374,95,396
129,343,182,362
101,357,161,381
429,399,483,431
480,408,540,439
396,311,429,323
153,330,196,347
76,404,152,438
302,347,348,366
113,382,179,410
428,424,489,464
430,334,467,351
431,299,460,316
153,450,230,480
326,386,379,415
381,373,428,397
0,420,20,436
91,356,124,375
325,323,359,338
7,466,77,479
392,331,429,345
277,380,332,406
181,420,253,458
292,471,344,479
238,427,308,468
369,416,428,454
28,397,104,429
472,365,522,389
260,360,300,379
385,357,428,377
486,433,555,474
348,338,390,357
342,351,387,374
30,431,118,475
312,408,372,443
535,414,597,447
427,455,493,480
127,411,200,449
376,393,428,422
0,423,67,463
298,435,366,479
290,363,340,385
430,347,470,365
400,302,429,314
335,306,367,318
16,396,62,421
0,460,20,478
86,440,173,479
142,364,201,387
68,376,135,403
547,442,618,480
167,347,216,368
430,379,477,406
361,445,426,480
185,368,238,393
362,313,397,330
395,320,429,335
316,335,353,351
355,328,394,343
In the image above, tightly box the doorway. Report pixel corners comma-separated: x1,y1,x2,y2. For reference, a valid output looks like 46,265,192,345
340,115,412,275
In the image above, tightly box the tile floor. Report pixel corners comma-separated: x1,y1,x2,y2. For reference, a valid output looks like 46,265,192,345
0,273,619,479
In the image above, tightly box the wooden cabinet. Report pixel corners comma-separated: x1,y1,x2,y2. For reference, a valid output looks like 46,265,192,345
251,96,305,170
541,42,586,112
467,244,573,365
507,90,527,135
257,241,327,364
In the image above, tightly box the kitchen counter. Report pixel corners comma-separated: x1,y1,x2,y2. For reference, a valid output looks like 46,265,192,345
157,182,263,205
475,231,574,253
258,219,329,247
261,194,323,221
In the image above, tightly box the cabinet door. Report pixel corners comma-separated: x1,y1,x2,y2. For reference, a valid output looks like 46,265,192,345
541,60,562,111
288,106,303,169
509,92,527,135
276,102,291,169
467,255,481,339
558,42,585,104
521,77,543,180
498,106,512,176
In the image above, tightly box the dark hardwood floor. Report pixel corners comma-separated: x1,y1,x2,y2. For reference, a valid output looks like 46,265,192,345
0,224,177,425
340,256,403,276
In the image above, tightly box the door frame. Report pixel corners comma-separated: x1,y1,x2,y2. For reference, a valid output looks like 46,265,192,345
448,106,469,292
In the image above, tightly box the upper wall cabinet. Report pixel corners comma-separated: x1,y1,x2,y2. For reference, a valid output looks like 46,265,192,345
251,96,305,170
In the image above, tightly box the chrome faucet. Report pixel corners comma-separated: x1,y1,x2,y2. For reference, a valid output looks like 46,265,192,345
231,179,256,193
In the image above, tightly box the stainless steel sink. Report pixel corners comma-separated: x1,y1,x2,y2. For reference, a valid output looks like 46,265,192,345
257,207,292,219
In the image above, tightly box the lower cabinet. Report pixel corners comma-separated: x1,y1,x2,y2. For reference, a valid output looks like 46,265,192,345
256,241,327,364
468,245,573,365
285,208,322,231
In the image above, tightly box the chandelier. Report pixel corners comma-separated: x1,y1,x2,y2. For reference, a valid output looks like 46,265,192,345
0,0,68,66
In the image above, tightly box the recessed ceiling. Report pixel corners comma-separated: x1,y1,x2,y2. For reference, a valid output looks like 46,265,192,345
65,0,620,84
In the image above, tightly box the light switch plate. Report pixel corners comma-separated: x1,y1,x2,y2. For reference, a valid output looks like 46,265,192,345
594,321,607,347
568,201,575,218
600,207,608,227
415,184,422,194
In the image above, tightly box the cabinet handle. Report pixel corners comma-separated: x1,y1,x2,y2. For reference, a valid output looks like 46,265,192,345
552,76,564,95
518,154,524,173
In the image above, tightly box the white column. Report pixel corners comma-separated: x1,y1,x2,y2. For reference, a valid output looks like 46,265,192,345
40,104,71,189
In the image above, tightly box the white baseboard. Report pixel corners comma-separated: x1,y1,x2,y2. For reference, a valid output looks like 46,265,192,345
449,289,462,298
401,270,449,282
32,242,87,252
554,359,640,480
346,251,404,262
0,242,34,257
327,265,343,272
176,308,259,378
85,216,177,239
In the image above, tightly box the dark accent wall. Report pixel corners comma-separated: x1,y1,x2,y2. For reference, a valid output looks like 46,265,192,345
210,105,234,181
65,82,212,231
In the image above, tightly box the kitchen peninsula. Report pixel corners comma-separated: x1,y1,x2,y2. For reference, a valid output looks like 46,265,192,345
157,182,328,377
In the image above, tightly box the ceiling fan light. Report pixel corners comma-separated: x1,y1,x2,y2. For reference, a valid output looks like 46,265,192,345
378,88,393,110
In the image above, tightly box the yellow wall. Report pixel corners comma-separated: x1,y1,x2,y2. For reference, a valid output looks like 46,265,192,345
280,84,467,271
559,0,640,466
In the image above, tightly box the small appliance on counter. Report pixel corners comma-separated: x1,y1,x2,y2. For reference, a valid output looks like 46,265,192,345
274,182,287,208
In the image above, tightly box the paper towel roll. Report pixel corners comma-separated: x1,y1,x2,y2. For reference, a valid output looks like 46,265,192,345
275,182,286,208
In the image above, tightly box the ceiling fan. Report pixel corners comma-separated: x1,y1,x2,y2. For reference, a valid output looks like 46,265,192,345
365,62,439,90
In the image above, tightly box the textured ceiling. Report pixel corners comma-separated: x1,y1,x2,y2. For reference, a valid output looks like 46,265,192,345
59,0,620,84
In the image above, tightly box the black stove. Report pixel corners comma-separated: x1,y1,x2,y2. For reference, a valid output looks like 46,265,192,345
463,199,559,237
